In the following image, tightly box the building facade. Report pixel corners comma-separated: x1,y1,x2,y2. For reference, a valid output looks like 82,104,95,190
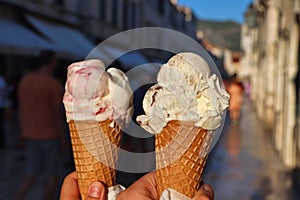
0,0,198,74
241,0,300,168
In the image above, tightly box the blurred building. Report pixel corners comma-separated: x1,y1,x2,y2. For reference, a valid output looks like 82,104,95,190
241,0,300,168
0,0,198,75
223,50,241,76
198,39,231,80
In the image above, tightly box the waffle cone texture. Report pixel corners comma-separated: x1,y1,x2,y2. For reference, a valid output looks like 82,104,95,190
156,120,211,199
68,120,121,200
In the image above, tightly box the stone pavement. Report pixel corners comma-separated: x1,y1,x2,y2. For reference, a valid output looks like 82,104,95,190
203,97,298,200
0,146,73,200
0,97,298,199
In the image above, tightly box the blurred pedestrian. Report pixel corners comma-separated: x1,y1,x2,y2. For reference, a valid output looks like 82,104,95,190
244,78,251,98
0,70,10,149
15,50,67,200
4,73,21,149
227,74,244,125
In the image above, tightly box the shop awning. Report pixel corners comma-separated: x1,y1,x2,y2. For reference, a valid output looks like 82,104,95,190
26,15,96,59
88,45,160,89
98,45,150,70
0,18,55,55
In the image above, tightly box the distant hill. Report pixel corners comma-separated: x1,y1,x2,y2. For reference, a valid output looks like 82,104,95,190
197,19,241,52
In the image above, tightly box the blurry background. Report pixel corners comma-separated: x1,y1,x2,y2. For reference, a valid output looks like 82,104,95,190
0,0,299,199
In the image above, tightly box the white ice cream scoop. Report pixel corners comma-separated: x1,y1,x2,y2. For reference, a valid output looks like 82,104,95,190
137,52,230,134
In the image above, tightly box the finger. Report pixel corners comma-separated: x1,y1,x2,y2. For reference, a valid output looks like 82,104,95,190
86,182,107,200
192,184,214,200
131,171,157,198
117,171,157,200
60,171,80,200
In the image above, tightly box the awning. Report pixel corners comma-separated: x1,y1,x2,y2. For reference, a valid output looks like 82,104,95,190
89,45,160,89
26,15,96,59
0,18,55,55
99,45,150,70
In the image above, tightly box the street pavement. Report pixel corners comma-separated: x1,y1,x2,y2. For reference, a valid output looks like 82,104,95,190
0,144,73,200
203,97,298,200
0,97,299,199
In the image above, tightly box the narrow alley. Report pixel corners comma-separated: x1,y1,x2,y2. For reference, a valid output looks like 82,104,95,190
204,97,298,200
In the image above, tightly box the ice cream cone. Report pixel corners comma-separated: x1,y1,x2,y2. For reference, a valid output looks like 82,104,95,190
68,119,122,200
136,52,229,199
155,120,213,199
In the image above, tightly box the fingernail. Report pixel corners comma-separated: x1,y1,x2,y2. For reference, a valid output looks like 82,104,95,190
202,184,211,192
88,183,101,198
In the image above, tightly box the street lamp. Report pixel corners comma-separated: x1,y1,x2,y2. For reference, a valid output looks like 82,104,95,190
245,4,259,28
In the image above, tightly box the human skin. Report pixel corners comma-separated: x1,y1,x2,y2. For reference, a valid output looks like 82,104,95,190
60,171,214,200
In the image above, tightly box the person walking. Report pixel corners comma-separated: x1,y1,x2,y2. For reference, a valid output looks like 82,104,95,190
227,74,244,125
15,50,67,200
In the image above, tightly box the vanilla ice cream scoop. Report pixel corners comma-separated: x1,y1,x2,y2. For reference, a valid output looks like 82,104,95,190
137,52,229,134
63,59,133,125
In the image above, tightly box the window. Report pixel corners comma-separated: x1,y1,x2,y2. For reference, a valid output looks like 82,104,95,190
112,0,118,26
131,2,136,28
158,0,164,15
169,8,176,27
99,0,106,20
123,0,128,29
182,15,186,31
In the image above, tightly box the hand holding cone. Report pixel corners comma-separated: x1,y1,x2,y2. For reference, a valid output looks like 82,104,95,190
63,60,132,199
137,52,230,199
68,120,121,200
63,52,229,200
156,120,212,198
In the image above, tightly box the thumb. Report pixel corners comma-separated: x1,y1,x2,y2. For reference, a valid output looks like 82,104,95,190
192,184,214,200
86,182,107,200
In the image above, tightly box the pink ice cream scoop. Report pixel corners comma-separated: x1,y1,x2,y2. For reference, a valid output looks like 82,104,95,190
63,59,133,124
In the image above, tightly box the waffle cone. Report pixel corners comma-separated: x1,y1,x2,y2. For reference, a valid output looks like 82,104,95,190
68,120,121,200
155,120,212,198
